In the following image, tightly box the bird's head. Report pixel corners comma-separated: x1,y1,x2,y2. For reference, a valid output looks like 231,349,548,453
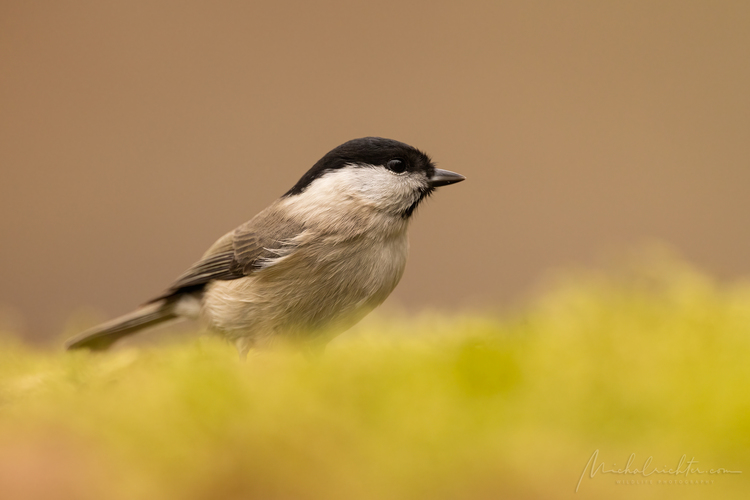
283,137,465,218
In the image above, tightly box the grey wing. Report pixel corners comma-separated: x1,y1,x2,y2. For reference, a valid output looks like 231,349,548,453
148,211,305,302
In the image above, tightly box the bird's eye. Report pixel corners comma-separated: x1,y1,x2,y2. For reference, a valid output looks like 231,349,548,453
386,159,407,174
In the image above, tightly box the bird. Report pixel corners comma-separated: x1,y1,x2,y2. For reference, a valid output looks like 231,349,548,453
65,137,465,357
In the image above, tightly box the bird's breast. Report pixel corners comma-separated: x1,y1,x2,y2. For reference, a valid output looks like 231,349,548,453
201,228,409,342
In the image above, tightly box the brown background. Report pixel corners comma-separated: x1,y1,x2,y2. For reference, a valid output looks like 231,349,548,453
1,1,748,341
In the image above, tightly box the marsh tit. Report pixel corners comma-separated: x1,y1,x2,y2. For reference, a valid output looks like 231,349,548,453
66,137,465,357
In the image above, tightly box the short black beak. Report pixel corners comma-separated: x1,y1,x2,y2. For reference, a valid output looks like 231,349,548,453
428,168,466,187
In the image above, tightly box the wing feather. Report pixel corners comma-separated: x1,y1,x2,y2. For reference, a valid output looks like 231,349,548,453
148,207,306,302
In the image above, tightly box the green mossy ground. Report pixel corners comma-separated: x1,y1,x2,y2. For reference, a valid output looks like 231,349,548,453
1,256,748,499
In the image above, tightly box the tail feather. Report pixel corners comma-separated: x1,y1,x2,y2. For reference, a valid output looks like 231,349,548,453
65,301,178,351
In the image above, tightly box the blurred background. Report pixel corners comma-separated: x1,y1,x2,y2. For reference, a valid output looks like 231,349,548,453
1,0,748,342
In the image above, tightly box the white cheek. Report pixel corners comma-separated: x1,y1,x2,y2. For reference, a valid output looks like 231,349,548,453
350,167,422,210
281,166,424,219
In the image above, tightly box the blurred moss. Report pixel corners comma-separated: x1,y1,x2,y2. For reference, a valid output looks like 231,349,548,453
0,256,748,499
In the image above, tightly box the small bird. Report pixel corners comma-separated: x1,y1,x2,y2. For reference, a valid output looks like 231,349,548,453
66,137,465,357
